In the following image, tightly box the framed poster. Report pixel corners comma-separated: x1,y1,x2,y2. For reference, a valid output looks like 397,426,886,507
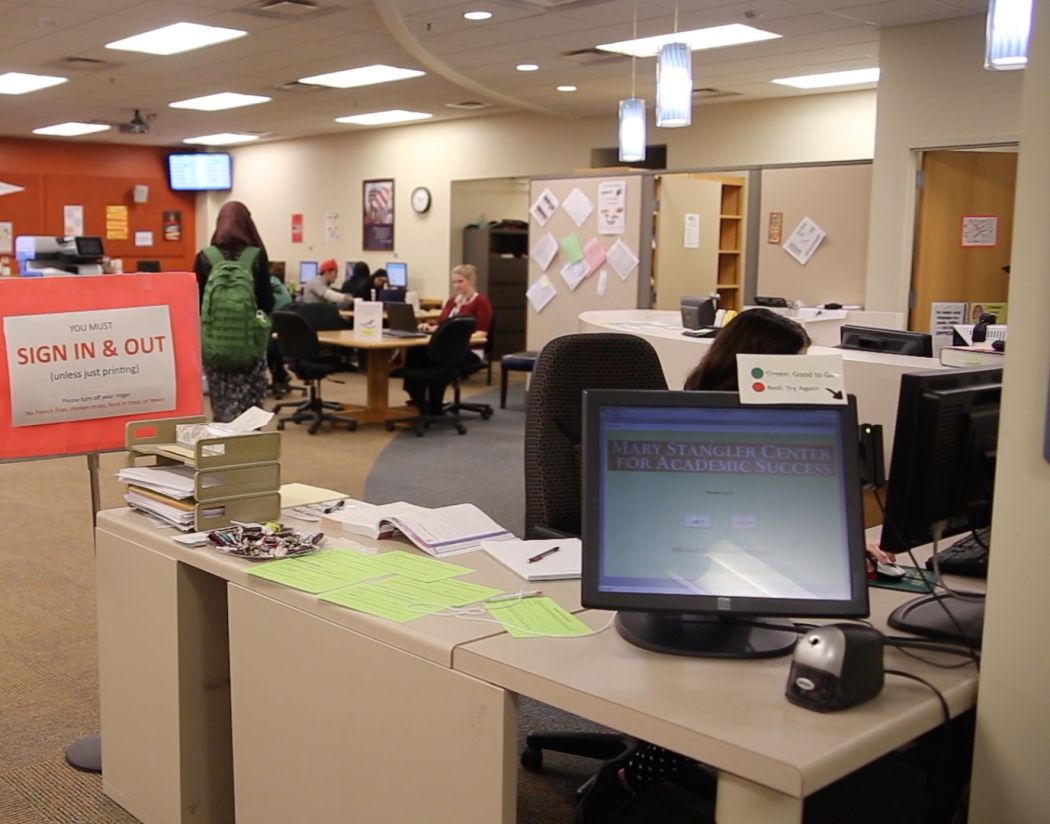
363,179,394,250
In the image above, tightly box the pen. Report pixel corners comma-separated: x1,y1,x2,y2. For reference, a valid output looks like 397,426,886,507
322,499,346,514
486,590,544,603
528,546,560,563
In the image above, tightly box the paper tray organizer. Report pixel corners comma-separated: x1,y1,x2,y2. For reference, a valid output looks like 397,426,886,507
125,416,282,530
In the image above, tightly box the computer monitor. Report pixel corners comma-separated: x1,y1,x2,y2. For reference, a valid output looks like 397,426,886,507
386,261,408,288
378,287,407,303
879,366,1001,646
839,325,933,358
345,261,358,280
136,260,161,273
754,296,789,308
680,296,716,328
299,261,318,284
582,389,869,659
74,236,104,258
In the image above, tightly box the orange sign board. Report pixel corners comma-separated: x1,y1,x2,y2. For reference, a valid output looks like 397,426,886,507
0,273,202,460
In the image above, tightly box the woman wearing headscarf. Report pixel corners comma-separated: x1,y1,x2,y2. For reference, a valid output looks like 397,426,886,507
193,201,274,422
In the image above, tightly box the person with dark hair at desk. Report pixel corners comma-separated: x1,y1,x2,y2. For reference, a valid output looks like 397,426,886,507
578,309,812,824
342,260,371,295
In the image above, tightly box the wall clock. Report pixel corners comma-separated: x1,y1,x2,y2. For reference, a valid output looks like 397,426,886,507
410,186,432,214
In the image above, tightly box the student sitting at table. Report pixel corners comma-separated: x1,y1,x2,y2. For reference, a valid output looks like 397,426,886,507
302,258,351,305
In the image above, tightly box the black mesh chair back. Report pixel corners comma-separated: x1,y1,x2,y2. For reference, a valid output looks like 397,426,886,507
425,316,477,369
295,301,347,331
524,333,667,538
272,311,321,363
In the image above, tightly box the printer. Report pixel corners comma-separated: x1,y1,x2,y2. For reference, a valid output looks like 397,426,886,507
15,235,105,276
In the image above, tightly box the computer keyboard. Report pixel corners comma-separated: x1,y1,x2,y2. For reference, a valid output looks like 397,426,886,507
926,528,990,578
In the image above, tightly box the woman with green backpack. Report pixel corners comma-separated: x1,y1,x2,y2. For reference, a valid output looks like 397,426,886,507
194,201,274,422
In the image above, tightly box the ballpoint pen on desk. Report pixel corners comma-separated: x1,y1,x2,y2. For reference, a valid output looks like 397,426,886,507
528,546,560,563
322,499,346,514
485,590,544,603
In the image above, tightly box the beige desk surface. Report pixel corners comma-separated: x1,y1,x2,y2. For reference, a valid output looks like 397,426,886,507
316,328,486,349
339,307,441,321
96,506,581,667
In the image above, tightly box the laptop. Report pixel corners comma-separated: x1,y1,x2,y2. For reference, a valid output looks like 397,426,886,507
383,302,428,339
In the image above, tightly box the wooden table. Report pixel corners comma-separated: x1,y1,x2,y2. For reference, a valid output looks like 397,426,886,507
339,307,441,322
315,329,486,426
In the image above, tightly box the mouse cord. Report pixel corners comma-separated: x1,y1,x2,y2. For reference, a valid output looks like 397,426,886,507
884,669,951,726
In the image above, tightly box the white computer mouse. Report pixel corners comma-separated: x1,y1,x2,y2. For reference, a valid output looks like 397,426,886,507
876,562,907,580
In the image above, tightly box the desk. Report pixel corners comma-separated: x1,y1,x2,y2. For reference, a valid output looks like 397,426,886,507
97,504,979,824
339,307,441,322
316,329,487,426
95,506,583,823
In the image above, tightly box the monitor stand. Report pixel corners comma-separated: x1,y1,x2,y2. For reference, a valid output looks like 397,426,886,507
887,593,984,648
616,611,798,659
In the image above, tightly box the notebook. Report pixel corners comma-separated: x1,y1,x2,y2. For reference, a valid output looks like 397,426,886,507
480,538,582,581
383,302,427,338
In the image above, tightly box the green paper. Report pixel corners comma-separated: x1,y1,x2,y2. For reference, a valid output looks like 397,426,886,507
370,550,474,582
486,597,591,638
560,233,584,263
247,549,388,594
319,575,501,622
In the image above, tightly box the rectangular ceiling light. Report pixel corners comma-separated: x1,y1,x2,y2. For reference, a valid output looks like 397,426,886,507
170,92,271,111
0,72,68,95
336,110,433,126
106,22,247,56
772,68,880,89
299,65,425,89
33,122,111,137
183,132,260,146
597,24,780,59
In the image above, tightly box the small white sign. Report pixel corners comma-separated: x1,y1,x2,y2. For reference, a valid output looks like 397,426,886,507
606,238,639,281
559,258,589,292
930,301,968,354
736,354,846,405
530,188,559,226
561,187,594,227
64,205,84,237
529,232,559,272
353,300,383,340
596,269,608,297
782,217,826,266
526,276,557,313
597,180,626,235
4,305,176,426
683,213,700,248
134,231,153,247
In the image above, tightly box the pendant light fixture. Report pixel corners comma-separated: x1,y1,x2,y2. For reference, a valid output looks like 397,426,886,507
656,5,692,127
618,4,646,163
985,0,1033,70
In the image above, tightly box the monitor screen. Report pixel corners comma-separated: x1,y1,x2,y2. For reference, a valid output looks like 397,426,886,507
299,261,318,284
680,297,716,328
74,236,104,257
166,153,233,192
345,261,358,279
386,261,408,288
582,390,868,658
839,325,932,358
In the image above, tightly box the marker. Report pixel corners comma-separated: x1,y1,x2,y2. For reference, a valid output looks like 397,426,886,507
486,590,543,603
528,546,560,563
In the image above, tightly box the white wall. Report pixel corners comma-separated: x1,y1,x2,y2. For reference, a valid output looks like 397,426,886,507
865,16,1025,312
449,177,528,276
213,91,875,299
970,2,1050,820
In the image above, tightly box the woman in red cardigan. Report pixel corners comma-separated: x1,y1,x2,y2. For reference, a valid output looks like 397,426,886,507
420,264,493,336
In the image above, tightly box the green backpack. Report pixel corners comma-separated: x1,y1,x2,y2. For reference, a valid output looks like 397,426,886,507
200,246,271,368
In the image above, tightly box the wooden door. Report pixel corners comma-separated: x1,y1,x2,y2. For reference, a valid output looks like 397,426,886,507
653,174,722,309
910,150,1017,331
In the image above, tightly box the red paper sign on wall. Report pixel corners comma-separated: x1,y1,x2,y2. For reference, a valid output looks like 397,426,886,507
0,273,202,460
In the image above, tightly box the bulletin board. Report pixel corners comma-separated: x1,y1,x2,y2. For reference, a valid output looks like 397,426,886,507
526,173,651,351
0,273,202,460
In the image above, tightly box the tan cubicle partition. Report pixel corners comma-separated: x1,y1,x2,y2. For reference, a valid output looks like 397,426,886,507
755,163,872,308
652,174,722,310
526,172,651,351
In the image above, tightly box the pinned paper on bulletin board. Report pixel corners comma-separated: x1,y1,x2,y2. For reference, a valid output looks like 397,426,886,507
782,217,825,266
605,239,638,280
561,187,594,227
526,276,557,312
530,188,559,226
0,273,203,460
530,232,558,272
105,205,129,240
560,233,584,263
736,354,846,406
582,237,606,274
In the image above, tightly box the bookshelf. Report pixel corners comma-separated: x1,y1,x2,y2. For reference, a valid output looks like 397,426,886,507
717,180,745,312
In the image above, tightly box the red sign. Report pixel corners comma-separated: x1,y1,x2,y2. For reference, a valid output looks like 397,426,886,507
291,213,303,243
0,273,202,460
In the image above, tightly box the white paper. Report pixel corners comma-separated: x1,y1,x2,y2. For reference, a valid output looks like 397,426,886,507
596,269,608,297
324,210,339,242
735,354,846,406
606,238,639,281
4,305,176,426
782,217,826,266
597,180,626,235
134,231,153,247
930,301,968,354
530,188,559,226
529,232,559,272
117,465,197,499
526,276,557,313
561,187,594,227
353,300,383,340
559,258,589,292
961,216,997,247
0,180,25,197
0,221,12,255
683,213,700,248
64,205,84,237
227,405,275,432
480,538,582,581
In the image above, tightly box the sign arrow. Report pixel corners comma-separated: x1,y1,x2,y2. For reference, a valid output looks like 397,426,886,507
826,388,844,400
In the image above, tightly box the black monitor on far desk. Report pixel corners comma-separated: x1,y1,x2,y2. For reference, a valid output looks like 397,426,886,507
386,261,408,288
839,325,933,358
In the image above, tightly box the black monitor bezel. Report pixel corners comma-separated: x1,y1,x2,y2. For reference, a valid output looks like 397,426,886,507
839,325,933,358
581,389,870,619
75,236,104,257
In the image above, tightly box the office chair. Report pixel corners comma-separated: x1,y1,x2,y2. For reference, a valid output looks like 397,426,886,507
386,317,476,437
521,332,667,769
446,311,496,420
271,312,357,434
294,301,357,372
